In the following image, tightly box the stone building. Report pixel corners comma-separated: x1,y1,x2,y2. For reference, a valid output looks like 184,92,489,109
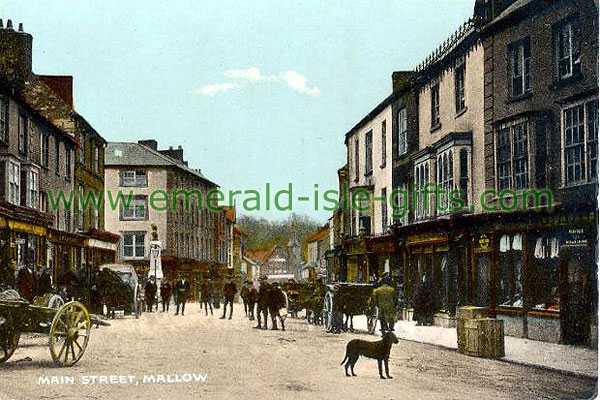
104,140,223,296
0,20,117,297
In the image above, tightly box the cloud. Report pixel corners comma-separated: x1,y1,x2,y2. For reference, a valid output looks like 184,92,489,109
198,67,320,96
225,67,265,81
282,70,320,96
197,82,239,95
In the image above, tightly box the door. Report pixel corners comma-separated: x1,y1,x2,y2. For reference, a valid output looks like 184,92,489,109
560,248,593,345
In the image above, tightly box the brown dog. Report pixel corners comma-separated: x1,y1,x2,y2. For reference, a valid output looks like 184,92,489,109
340,331,399,379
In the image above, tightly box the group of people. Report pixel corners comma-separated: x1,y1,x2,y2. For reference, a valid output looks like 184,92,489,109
240,276,287,331
143,275,191,315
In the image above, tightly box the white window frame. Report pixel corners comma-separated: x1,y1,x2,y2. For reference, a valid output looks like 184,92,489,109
495,119,530,192
455,63,466,112
398,107,408,156
121,195,148,220
561,97,599,186
27,169,39,209
120,170,147,187
431,84,440,127
122,232,145,259
510,39,531,97
41,132,50,168
556,18,581,81
8,161,20,206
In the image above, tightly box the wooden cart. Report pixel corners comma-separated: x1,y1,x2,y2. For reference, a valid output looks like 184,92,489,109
322,283,378,334
0,290,107,366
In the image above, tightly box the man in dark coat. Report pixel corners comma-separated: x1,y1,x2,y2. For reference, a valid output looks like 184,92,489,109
254,276,270,329
240,281,250,316
200,279,213,315
268,282,286,331
247,282,258,321
144,277,157,312
16,266,35,302
174,275,190,316
160,279,172,312
220,278,237,320
373,274,397,332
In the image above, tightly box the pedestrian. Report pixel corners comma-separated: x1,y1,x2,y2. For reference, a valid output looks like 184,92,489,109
37,267,53,297
200,279,213,315
160,279,172,312
248,282,258,321
220,278,237,320
144,276,157,312
268,282,286,331
16,265,35,301
174,274,190,316
414,274,434,326
254,276,270,329
240,281,250,316
372,273,397,333
213,278,223,309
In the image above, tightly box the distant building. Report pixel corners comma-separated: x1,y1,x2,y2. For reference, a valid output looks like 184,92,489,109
247,245,296,283
305,224,329,280
104,139,223,296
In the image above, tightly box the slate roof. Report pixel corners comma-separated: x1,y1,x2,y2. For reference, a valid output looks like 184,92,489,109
105,142,218,187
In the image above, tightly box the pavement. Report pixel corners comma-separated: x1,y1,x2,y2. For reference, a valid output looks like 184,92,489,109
351,316,599,379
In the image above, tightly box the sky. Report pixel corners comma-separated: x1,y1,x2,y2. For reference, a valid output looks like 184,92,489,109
1,0,474,222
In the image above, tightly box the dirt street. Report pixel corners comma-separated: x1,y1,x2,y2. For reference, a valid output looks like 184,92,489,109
0,303,596,400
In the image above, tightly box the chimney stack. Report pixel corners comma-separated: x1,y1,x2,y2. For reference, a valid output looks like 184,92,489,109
0,18,33,81
138,139,158,151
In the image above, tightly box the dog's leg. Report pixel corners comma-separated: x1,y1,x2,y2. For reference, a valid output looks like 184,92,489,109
378,359,385,379
344,361,351,377
350,356,358,376
385,357,392,379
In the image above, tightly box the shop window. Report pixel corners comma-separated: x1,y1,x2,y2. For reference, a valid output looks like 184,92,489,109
497,234,523,308
532,236,560,310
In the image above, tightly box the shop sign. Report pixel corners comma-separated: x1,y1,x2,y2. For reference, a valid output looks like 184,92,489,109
478,234,490,250
563,229,588,248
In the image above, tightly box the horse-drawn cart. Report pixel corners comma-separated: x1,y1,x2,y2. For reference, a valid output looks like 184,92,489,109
322,283,378,334
0,290,107,366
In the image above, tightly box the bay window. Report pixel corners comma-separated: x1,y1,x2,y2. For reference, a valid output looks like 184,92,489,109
8,161,20,205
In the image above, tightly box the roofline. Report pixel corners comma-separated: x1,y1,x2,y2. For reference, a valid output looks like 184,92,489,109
105,141,219,187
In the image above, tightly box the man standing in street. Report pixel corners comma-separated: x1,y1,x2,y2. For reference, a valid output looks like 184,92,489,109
248,282,257,321
268,282,286,331
200,279,213,316
373,273,397,332
220,277,237,320
160,279,172,312
144,276,158,312
174,274,190,316
254,276,270,329
240,281,250,317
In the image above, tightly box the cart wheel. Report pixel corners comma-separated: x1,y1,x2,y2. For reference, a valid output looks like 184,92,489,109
47,295,65,310
323,291,334,332
0,320,20,363
49,301,91,367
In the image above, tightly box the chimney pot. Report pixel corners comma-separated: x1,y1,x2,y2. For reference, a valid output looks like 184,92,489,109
169,146,173,150
18,23,23,32
178,145,182,150
6,19,13,30
0,19,3,29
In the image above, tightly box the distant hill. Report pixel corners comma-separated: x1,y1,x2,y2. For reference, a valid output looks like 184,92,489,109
238,213,325,261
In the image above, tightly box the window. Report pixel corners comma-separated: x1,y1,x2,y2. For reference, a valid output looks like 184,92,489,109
41,132,49,168
94,209,99,229
556,18,581,81
459,149,469,206
381,188,387,233
455,63,466,112
431,84,440,127
123,232,145,259
0,97,7,143
78,185,85,231
415,162,430,220
94,146,99,173
8,162,20,205
436,151,454,214
79,134,85,165
40,192,48,213
55,140,60,174
564,99,599,185
18,114,27,155
510,39,531,97
381,120,386,167
121,195,148,220
497,234,523,308
496,121,529,191
28,170,38,209
365,131,373,175
64,209,71,232
354,138,359,181
65,148,72,180
398,107,408,156
120,170,147,187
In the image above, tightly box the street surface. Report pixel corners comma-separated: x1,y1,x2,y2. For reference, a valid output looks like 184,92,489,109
0,302,596,400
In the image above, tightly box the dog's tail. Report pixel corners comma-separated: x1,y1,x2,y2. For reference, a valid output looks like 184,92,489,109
340,352,348,365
